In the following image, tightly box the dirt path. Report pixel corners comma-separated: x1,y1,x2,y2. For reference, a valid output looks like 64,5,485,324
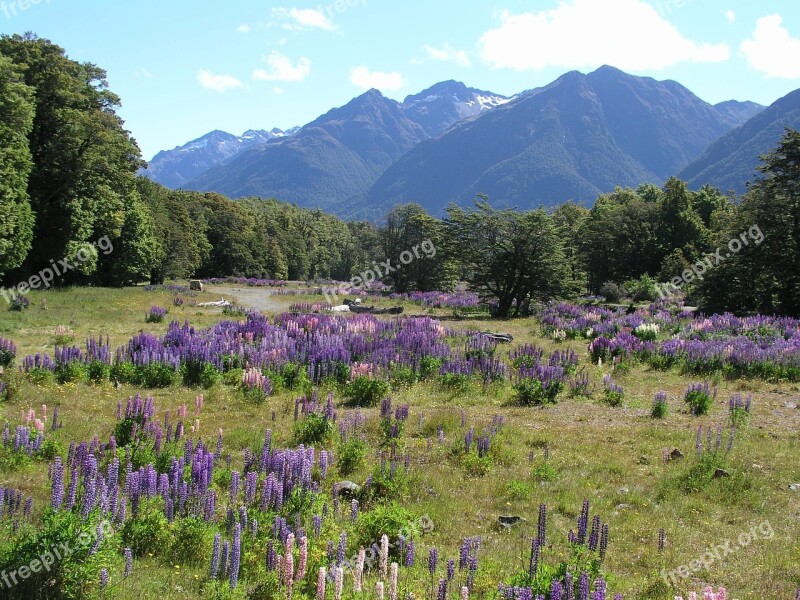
208,285,284,313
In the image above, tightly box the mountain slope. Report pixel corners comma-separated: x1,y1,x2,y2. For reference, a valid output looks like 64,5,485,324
142,129,291,188
186,90,428,206
361,66,747,217
679,88,800,193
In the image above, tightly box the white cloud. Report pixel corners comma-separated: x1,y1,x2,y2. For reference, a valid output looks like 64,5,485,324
137,68,152,79
253,51,311,82
349,66,405,91
274,8,336,31
197,70,243,92
724,9,736,23
273,87,286,95
478,0,730,72
740,15,800,79
236,24,251,33
422,44,471,67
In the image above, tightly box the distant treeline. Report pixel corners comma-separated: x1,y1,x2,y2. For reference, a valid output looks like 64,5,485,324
2,34,799,316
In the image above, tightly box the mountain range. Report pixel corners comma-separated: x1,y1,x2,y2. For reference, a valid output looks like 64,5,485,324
140,67,800,219
143,128,298,189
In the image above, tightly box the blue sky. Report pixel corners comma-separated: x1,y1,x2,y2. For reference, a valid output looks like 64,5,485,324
2,0,799,160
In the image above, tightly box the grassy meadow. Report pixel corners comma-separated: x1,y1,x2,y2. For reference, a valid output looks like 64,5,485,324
0,284,798,599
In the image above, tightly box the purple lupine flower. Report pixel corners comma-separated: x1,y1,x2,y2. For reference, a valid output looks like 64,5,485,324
428,546,438,575
350,499,358,522
99,568,108,589
404,541,415,567
230,524,241,589
588,516,600,552
124,547,133,577
593,576,606,600
447,559,455,581
599,523,608,560
577,499,590,545
51,457,64,510
550,580,563,600
337,532,347,567
564,572,574,600
210,534,221,579
538,504,547,547
657,528,665,551
312,514,322,537
578,571,589,600
528,538,539,578
437,578,447,600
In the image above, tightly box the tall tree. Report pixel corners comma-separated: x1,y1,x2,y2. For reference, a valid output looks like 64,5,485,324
0,53,34,278
381,204,455,292
697,129,800,315
445,200,571,318
0,34,144,283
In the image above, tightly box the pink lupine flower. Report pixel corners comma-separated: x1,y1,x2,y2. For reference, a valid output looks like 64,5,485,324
296,536,308,581
354,547,365,592
334,566,343,600
376,581,385,600
388,562,398,600
461,586,470,600
316,567,326,599
379,534,389,580
285,552,294,599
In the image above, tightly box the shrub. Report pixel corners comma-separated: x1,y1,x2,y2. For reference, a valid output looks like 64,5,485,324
651,391,669,419
531,461,558,482
137,362,178,388
599,281,623,303
169,517,212,565
110,361,137,384
729,393,752,427
337,436,367,476
52,325,75,346
418,356,442,380
0,510,113,599
354,502,414,559
0,337,17,368
292,412,334,445
344,376,390,407
9,295,30,311
506,479,532,500
121,505,171,557
602,375,624,407
86,360,111,383
55,361,87,384
624,274,658,302
463,452,492,477
145,305,167,323
684,382,715,415
222,304,248,317
513,378,561,406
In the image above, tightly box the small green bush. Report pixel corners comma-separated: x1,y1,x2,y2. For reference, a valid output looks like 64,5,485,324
344,376,390,407
169,517,212,565
292,413,334,445
121,506,171,558
337,436,366,476
513,378,561,406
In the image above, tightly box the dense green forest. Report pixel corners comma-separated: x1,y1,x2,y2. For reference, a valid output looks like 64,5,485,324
2,34,799,316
